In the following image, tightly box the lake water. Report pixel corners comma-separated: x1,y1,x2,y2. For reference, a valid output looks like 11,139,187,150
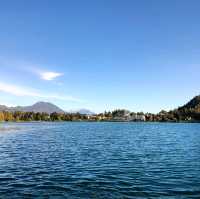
0,122,200,198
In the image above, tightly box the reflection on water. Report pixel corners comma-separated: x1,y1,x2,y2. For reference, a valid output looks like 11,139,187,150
0,126,21,132
0,122,200,198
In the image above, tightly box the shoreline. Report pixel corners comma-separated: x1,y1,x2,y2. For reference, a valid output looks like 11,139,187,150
0,120,199,124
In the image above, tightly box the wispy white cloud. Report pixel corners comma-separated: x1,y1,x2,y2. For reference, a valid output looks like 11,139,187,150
39,71,63,81
0,82,82,102
27,67,64,81
0,82,40,97
0,58,64,81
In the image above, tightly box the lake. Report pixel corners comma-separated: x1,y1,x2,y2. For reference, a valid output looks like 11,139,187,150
0,122,200,198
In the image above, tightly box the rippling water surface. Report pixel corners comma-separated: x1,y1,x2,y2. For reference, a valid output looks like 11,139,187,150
0,122,200,198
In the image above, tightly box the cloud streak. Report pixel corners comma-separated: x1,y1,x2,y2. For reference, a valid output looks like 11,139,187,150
0,58,64,81
0,82,81,103
29,67,64,81
39,71,63,81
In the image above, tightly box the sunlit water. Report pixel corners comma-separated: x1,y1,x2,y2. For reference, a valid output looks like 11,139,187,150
0,122,200,198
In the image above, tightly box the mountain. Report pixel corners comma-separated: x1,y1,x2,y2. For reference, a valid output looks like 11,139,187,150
68,109,95,115
22,102,65,114
0,102,65,114
0,102,95,115
0,105,10,112
178,95,200,112
170,95,200,121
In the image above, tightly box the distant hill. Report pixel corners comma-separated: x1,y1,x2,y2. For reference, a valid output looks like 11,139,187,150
68,108,95,115
0,102,95,115
0,102,65,114
178,95,200,112
0,105,10,112
170,95,200,121
22,102,65,114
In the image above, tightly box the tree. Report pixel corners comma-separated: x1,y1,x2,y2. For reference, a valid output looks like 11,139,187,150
0,112,4,121
50,112,61,121
4,112,13,121
35,112,42,121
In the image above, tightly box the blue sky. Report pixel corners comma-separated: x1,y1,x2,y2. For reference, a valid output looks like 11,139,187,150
0,0,200,113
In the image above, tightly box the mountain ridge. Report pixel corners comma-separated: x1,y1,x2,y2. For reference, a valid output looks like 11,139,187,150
178,95,200,111
0,102,64,114
68,108,95,115
0,95,199,117
0,101,94,115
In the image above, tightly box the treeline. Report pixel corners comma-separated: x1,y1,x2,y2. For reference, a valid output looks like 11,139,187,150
145,110,200,122
0,111,89,122
0,103,200,122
